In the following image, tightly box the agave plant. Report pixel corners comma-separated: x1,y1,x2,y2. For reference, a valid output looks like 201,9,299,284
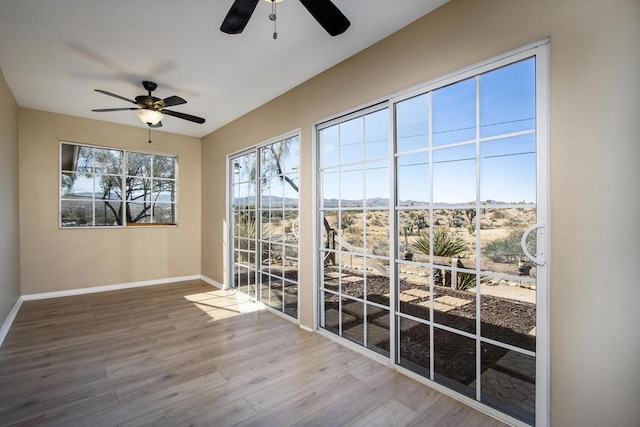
412,228,479,291
411,227,469,258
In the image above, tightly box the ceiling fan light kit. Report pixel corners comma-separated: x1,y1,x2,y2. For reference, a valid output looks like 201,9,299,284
135,109,163,125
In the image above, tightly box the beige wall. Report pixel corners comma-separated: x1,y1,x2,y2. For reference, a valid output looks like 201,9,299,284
0,68,20,323
19,109,202,295
202,0,640,425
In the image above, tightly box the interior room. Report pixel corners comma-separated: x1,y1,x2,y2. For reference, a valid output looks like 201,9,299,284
1,1,638,426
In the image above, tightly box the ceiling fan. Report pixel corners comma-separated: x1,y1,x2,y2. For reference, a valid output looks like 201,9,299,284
92,81,206,128
220,0,350,37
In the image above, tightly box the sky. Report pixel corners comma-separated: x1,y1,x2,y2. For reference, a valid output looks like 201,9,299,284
318,57,537,206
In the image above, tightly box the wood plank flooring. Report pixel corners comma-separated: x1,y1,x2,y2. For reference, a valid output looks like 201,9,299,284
0,280,507,426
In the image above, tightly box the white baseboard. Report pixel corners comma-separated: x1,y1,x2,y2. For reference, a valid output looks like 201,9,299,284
21,275,201,301
0,297,23,347
199,275,226,290
299,324,314,333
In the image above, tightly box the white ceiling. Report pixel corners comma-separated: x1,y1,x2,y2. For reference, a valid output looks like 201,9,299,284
0,0,447,138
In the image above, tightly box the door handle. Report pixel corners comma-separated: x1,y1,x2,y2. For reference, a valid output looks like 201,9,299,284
521,223,545,266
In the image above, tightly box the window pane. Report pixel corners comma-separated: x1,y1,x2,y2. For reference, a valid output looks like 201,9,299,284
432,78,476,146
480,274,536,352
398,317,431,378
153,203,175,224
153,179,175,202
365,210,389,257
268,277,284,310
365,109,388,160
321,170,339,208
95,201,122,226
61,200,93,227
397,152,429,206
61,173,93,198
340,165,364,207
270,180,284,208
367,307,389,356
480,208,537,275
430,209,475,268
153,155,175,179
480,58,536,138
320,126,339,169
282,137,300,174
127,152,152,176
94,148,122,175
481,344,535,424
481,135,536,204
128,178,151,202
398,267,431,322
339,211,363,252
284,282,298,317
433,145,476,204
233,153,255,184
261,142,279,178
283,174,299,207
340,255,365,298
127,202,151,223
95,175,122,200
322,291,340,333
396,93,429,153
342,298,364,346
434,328,475,398
74,146,94,172
61,143,79,172
339,117,364,164
397,209,429,261
366,259,390,306
364,160,389,205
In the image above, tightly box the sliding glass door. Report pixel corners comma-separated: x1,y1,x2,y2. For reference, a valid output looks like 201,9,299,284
317,46,548,426
230,134,300,318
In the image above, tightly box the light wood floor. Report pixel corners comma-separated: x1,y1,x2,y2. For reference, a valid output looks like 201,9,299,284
0,280,507,426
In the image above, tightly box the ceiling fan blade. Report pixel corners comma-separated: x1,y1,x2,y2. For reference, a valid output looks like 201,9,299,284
157,95,187,108
298,0,350,36
220,0,260,34
161,109,206,124
94,89,138,105
150,121,163,128
92,107,139,112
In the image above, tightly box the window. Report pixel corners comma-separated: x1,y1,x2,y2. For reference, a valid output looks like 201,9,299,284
60,142,177,227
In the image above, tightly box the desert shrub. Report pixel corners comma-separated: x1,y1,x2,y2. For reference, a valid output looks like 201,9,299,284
482,227,536,264
411,227,469,258
490,210,506,219
505,218,522,227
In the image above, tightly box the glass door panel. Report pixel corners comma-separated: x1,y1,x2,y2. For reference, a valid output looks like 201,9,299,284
229,135,300,318
392,57,539,425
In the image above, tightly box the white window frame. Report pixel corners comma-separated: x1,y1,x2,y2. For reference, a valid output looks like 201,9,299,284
59,141,179,228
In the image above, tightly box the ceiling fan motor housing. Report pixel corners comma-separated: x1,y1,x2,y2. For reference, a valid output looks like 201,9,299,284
135,95,162,110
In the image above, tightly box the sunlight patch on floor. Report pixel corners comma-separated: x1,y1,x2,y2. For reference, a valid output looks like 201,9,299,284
184,289,264,321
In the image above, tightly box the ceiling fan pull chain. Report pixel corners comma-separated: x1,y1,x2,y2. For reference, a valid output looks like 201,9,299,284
148,126,152,144
270,0,278,39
